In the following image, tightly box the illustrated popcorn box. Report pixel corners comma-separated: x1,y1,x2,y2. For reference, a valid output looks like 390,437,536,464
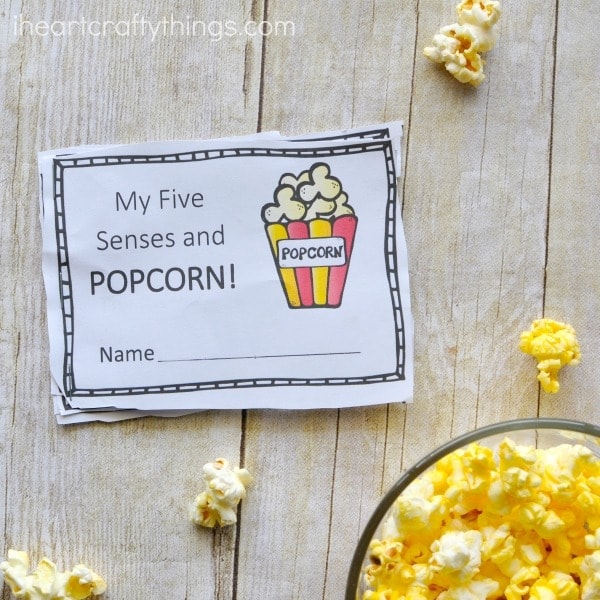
262,163,357,308
265,215,357,308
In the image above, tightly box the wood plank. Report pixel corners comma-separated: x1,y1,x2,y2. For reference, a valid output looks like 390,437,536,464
3,414,246,599
0,0,23,564
400,0,557,468
235,2,418,597
1,1,262,598
320,2,419,595
235,411,337,598
543,5,600,420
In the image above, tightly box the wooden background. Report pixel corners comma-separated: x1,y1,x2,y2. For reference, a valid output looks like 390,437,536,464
1,1,599,598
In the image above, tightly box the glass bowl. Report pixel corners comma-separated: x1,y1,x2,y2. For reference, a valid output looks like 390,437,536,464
346,417,600,600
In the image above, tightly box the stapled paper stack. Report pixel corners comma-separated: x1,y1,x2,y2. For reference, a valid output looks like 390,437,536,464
38,123,413,423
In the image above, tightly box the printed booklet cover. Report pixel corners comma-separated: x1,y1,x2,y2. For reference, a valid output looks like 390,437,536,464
38,123,413,423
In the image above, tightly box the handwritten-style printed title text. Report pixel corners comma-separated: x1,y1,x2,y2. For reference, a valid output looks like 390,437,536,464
90,189,234,296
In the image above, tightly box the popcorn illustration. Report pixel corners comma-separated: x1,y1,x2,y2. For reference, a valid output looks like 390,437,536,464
262,163,358,308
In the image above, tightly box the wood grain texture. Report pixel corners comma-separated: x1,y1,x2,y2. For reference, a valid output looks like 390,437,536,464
238,2,418,598
542,4,600,419
1,1,258,599
402,0,557,465
2,0,600,599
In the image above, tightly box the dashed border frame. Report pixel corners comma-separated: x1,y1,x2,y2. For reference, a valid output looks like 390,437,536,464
52,138,406,404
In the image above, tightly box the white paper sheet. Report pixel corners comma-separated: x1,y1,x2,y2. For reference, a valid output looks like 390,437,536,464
39,123,413,422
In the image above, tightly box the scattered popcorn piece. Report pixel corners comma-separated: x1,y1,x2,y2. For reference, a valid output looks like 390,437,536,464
424,0,501,86
423,24,485,86
0,549,106,600
456,0,501,49
362,438,600,599
519,318,581,393
64,565,106,600
189,458,251,527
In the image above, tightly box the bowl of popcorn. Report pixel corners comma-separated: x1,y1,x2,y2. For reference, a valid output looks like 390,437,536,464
346,418,600,600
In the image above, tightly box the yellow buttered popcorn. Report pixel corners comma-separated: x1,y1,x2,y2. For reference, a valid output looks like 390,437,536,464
456,0,501,49
424,0,501,86
189,458,251,527
519,319,581,393
423,24,486,86
362,439,600,599
579,551,600,599
529,572,579,600
0,550,106,600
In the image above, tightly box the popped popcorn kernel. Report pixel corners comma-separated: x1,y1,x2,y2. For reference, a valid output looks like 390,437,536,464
424,25,486,87
64,565,107,600
458,0,501,23
480,523,516,564
505,565,540,599
584,528,600,550
361,438,600,599
519,318,581,393
514,503,567,539
363,586,402,600
579,551,600,599
437,577,500,600
366,540,416,592
529,572,579,600
0,550,106,600
424,0,501,86
189,457,251,528
430,530,482,583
